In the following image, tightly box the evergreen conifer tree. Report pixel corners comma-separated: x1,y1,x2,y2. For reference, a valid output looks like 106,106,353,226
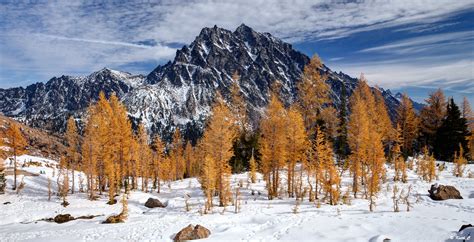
434,98,470,161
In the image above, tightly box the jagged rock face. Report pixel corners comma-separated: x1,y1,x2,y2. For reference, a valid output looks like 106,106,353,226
136,24,312,138
0,69,144,132
0,24,413,140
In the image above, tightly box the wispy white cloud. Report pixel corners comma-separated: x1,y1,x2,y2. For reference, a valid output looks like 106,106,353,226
359,31,474,54
0,0,473,85
334,58,473,93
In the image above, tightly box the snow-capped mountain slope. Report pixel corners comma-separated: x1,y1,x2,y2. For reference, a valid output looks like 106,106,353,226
0,24,416,140
0,68,145,131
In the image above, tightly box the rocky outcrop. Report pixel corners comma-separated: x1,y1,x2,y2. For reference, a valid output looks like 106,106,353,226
428,184,463,200
459,224,473,232
144,198,166,208
174,224,211,241
53,214,75,224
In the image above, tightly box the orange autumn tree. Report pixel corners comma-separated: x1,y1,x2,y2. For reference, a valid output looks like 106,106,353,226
317,130,340,205
285,106,308,198
392,125,407,183
397,94,419,157
6,122,27,190
65,117,80,194
347,80,370,198
136,124,152,192
312,126,340,204
453,144,467,177
200,155,217,212
248,149,257,183
297,55,330,134
183,141,196,178
152,135,166,193
109,94,133,193
373,90,395,149
81,92,137,203
169,128,185,181
200,94,237,207
260,88,288,200
348,77,386,211
83,104,100,199
95,93,116,204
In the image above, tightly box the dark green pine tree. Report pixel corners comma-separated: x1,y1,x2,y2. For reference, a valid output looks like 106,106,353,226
229,131,260,173
434,98,471,161
335,84,349,160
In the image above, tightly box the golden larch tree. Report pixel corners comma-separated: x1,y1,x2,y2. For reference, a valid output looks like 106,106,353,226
136,123,152,191
169,128,185,180
6,122,27,190
285,106,308,198
347,82,370,198
152,135,166,193
184,141,195,178
83,104,100,199
318,132,340,205
109,94,133,192
297,55,330,133
397,94,419,157
308,126,325,201
453,144,467,177
200,155,217,212
259,92,288,200
201,94,237,206
392,125,407,183
373,90,395,147
248,149,257,183
65,117,80,194
366,120,385,212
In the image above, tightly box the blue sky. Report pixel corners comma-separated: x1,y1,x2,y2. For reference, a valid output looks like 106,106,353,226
0,0,473,104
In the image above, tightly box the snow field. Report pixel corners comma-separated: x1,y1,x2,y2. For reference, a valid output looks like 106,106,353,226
0,155,473,241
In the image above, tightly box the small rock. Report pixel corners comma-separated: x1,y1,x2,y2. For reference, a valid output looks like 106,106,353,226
192,225,211,239
428,184,463,200
174,224,210,241
174,224,194,241
144,198,166,208
53,214,75,224
459,224,473,232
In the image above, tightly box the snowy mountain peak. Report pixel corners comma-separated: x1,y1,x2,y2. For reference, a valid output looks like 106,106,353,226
0,25,412,141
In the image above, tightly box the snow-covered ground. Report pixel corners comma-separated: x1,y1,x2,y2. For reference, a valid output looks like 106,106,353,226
0,155,473,241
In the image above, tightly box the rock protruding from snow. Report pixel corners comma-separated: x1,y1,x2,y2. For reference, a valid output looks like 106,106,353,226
144,198,166,208
174,224,210,241
454,226,474,241
53,214,75,224
428,184,463,200
459,224,473,232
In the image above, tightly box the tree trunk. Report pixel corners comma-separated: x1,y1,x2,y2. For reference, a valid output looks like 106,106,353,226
71,168,75,194
13,151,17,190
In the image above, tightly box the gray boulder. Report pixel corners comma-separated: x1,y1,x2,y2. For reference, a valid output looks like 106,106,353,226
144,198,166,208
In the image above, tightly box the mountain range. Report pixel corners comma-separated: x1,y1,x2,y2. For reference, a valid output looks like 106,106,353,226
0,24,417,141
